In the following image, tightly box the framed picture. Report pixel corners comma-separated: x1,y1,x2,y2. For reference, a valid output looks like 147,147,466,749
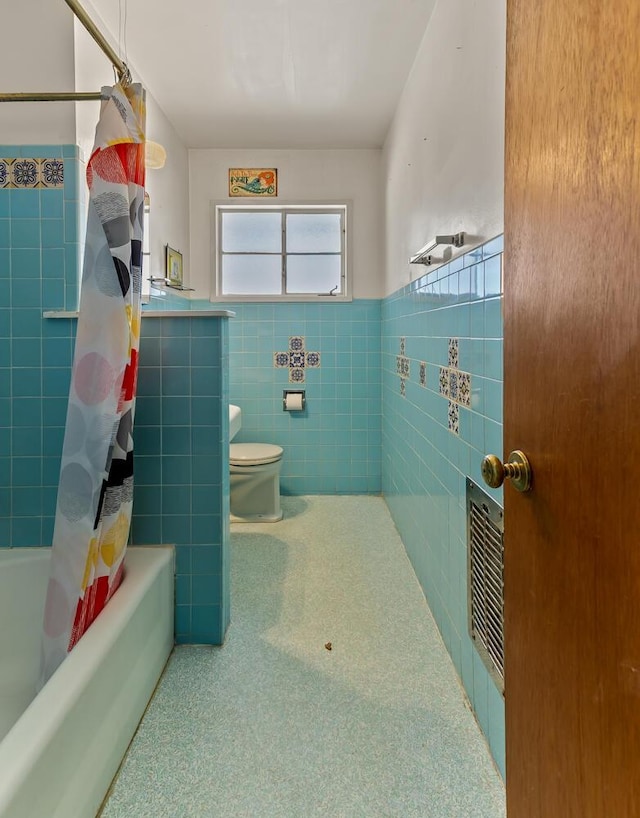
165,245,183,287
229,168,277,197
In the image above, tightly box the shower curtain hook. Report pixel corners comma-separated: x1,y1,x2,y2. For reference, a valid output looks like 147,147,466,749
118,63,133,88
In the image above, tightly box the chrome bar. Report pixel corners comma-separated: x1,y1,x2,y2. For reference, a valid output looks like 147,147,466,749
0,0,130,102
0,91,103,103
64,0,129,82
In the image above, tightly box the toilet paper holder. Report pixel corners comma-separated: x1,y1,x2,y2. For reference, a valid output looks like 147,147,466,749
283,390,306,411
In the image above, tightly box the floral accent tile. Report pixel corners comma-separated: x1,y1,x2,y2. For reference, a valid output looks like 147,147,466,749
419,361,426,387
0,160,10,189
439,367,450,397
396,338,410,385
12,158,38,188
396,358,410,377
439,336,472,409
448,400,459,435
449,370,459,402
400,378,406,397
457,372,471,407
40,158,64,188
448,337,459,369
274,337,320,384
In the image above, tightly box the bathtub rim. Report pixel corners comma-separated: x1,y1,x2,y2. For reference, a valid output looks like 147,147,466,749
0,545,174,815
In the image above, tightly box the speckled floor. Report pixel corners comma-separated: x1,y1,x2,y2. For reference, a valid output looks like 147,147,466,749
99,496,505,818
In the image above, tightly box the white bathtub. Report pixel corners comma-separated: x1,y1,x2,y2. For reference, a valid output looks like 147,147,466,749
0,546,174,818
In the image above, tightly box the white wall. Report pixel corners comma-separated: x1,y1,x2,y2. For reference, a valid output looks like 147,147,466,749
0,0,189,284
0,0,76,144
73,17,111,163
73,10,190,286
383,0,506,296
188,149,384,299
142,101,191,284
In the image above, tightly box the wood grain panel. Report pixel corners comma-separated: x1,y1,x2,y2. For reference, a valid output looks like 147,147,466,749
504,0,640,815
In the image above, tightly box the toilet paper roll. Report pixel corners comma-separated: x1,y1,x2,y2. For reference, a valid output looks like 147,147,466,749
284,392,304,411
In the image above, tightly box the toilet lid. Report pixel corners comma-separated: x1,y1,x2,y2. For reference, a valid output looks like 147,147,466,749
230,442,283,466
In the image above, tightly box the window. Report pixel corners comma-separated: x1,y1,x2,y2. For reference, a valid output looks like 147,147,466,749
214,204,348,300
141,192,151,302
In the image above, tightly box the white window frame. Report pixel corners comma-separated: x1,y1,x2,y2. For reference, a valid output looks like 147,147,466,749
211,202,351,302
141,191,151,303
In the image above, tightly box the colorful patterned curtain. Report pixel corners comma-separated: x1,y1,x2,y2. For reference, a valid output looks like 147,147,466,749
41,83,146,684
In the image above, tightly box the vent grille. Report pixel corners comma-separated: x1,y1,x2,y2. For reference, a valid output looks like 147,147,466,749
467,479,505,694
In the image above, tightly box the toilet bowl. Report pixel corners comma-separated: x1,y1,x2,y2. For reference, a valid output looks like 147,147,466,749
229,442,283,522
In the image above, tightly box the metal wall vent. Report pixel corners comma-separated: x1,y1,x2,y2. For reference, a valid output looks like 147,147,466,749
467,478,505,694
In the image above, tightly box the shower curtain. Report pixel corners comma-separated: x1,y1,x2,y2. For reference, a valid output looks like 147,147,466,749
41,82,146,684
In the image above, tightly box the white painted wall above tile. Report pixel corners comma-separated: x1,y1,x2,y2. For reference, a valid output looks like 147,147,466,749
73,17,191,291
189,148,384,300
382,0,507,297
0,0,76,143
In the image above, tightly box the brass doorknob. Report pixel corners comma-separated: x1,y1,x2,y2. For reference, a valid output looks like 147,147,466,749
481,450,532,492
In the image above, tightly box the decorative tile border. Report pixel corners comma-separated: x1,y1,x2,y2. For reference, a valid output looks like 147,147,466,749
439,366,450,398
0,157,65,189
273,336,320,383
396,355,410,378
10,158,37,188
396,337,410,396
448,337,459,369
449,370,459,402
443,337,472,430
419,361,426,387
458,372,471,407
41,158,65,187
448,400,459,435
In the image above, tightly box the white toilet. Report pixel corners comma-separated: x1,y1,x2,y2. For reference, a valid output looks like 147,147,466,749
229,442,283,522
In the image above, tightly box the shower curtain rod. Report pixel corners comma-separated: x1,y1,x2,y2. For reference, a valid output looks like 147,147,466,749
0,0,131,103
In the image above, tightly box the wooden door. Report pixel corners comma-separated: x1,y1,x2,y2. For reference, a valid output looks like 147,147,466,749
503,0,640,815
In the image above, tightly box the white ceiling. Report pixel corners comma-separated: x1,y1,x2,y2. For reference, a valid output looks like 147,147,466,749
88,0,436,149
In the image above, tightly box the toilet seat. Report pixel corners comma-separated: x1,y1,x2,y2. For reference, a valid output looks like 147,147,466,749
230,442,283,466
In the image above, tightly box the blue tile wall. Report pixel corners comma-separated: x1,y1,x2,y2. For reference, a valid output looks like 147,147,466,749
1,144,231,648
134,315,230,645
381,235,505,779
223,300,382,494
146,288,191,311
0,144,81,547
1,143,502,766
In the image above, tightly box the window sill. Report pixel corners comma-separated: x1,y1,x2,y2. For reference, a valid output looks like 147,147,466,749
211,294,352,304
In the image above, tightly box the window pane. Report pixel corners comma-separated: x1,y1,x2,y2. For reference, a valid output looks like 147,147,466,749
222,254,282,295
221,212,281,252
142,200,150,301
286,213,341,253
286,254,341,294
